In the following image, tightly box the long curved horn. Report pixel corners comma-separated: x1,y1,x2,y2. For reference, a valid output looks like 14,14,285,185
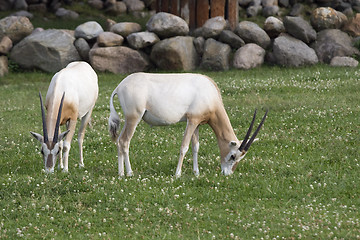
39,92,48,143
53,92,65,143
244,109,268,151
239,109,257,152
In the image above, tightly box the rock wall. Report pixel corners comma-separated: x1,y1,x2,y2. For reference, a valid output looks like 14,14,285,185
1,1,360,75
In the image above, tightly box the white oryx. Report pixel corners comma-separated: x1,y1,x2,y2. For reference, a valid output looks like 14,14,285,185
30,61,98,173
109,73,267,177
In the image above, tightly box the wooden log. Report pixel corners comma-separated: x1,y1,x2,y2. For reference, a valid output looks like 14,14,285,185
210,0,225,17
227,0,238,30
170,0,180,15
196,0,210,27
189,0,196,29
161,0,169,12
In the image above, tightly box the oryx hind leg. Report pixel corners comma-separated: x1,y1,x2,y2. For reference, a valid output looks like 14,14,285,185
117,113,143,177
191,126,200,176
78,109,93,168
63,118,77,172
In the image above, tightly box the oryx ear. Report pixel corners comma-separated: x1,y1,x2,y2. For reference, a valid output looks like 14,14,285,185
30,131,43,142
229,141,237,147
58,130,70,142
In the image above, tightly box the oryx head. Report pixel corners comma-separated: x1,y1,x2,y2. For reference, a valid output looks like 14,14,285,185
221,109,268,175
30,92,69,173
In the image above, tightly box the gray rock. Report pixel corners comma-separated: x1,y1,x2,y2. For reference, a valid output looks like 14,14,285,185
123,0,145,11
88,0,104,9
201,16,227,39
262,5,279,17
13,0,27,10
105,0,127,14
233,43,265,69
75,21,104,41
110,22,142,38
330,56,359,67
193,36,205,55
235,21,271,49
150,36,199,71
283,16,316,44
311,29,359,63
89,46,150,73
10,10,33,19
247,5,262,17
74,38,91,61
97,31,124,47
200,38,231,71
219,30,245,49
10,29,81,72
289,3,304,16
146,12,189,38
0,16,34,44
0,36,13,55
0,55,8,76
56,8,79,19
271,34,318,66
126,31,159,49
264,16,285,38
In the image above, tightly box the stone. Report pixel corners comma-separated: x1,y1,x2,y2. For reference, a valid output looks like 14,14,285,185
262,6,279,17
97,32,124,47
123,0,145,12
200,38,231,71
330,56,359,67
343,13,360,37
110,22,142,38
0,36,13,55
10,29,81,72
270,34,318,66
0,16,34,44
89,46,150,73
56,8,79,19
264,16,285,38
200,16,227,39
283,16,317,43
235,21,271,49
74,38,91,61
219,30,245,49
193,36,205,55
233,43,265,69
105,0,127,14
311,29,359,63
146,12,189,39
311,7,348,31
150,36,199,71
0,55,8,76
74,21,104,41
10,10,33,19
126,31,159,49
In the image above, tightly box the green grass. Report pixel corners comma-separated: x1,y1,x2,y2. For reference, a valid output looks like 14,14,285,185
0,65,359,239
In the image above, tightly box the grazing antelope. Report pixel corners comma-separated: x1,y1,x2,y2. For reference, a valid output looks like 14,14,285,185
109,73,267,177
30,61,98,173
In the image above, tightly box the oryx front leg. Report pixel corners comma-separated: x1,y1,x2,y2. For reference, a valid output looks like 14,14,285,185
78,110,93,168
175,121,199,178
62,119,77,172
117,116,141,177
191,127,200,176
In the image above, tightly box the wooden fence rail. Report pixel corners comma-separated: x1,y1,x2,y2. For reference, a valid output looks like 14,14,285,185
155,0,238,30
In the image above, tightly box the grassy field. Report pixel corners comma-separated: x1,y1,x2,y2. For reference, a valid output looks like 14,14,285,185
0,65,359,239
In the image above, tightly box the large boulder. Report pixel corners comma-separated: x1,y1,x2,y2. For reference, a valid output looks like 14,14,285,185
283,16,316,44
219,30,245,49
74,38,91,61
89,46,150,73
233,43,265,69
97,32,124,47
269,34,318,66
10,29,81,72
0,55,8,77
0,16,34,44
343,13,360,37
146,12,189,39
330,56,358,67
74,21,104,41
311,29,359,63
235,21,271,49
0,36,13,55
150,36,199,70
200,38,231,71
310,7,348,31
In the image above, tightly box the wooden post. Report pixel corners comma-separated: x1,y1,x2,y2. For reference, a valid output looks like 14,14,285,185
170,0,179,15
161,0,169,12
227,0,238,30
210,0,226,18
196,0,210,27
189,0,197,29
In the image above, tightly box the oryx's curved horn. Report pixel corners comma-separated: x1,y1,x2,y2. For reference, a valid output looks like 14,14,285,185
244,109,268,151
39,92,48,143
239,109,257,152
53,92,65,143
